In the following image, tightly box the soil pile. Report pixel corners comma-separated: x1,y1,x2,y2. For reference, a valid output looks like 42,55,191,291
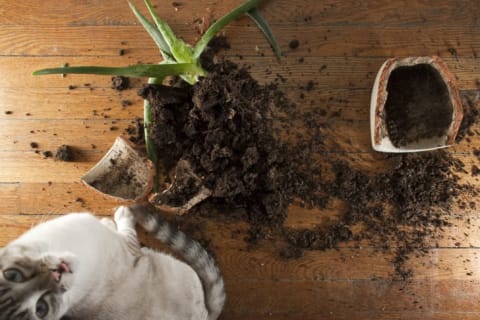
140,61,294,226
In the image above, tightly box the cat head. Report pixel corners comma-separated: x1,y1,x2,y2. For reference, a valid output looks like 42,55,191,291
0,244,74,320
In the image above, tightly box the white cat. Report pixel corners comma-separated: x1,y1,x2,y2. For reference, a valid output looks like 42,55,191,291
0,205,225,320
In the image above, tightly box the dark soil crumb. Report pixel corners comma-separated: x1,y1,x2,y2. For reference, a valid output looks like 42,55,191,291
279,245,304,260
126,118,145,144
4,110,13,115
75,197,86,207
68,85,77,90
121,99,132,107
138,38,477,280
385,64,453,147
118,49,125,56
111,76,130,91
30,142,38,149
472,165,480,176
42,150,53,158
55,145,74,162
289,39,300,50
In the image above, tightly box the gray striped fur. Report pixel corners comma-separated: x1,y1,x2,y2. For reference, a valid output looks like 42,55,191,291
129,205,226,320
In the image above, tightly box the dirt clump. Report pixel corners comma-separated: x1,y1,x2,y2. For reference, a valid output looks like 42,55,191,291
111,76,130,91
55,145,75,161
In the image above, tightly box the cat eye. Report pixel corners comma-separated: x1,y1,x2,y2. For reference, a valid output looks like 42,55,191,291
35,298,49,318
2,268,25,283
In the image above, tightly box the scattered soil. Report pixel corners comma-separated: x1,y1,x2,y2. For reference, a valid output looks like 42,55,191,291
457,91,480,142
385,64,454,147
42,151,53,158
136,38,478,279
55,145,74,162
289,39,300,50
111,76,130,91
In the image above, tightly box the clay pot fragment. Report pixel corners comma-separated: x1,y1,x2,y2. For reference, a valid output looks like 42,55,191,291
81,136,154,202
149,159,212,215
370,56,463,153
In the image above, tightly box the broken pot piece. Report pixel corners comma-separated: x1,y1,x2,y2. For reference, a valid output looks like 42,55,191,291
149,159,212,215
81,136,154,202
370,56,463,153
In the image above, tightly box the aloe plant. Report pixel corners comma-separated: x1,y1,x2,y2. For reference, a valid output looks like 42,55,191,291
33,0,281,191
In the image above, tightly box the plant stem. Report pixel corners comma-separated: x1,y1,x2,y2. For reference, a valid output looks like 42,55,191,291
144,77,163,193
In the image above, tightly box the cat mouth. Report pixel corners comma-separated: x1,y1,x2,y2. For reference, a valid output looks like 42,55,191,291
50,261,72,282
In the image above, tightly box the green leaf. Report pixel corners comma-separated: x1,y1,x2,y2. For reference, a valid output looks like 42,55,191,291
128,1,172,60
143,0,193,63
33,63,205,78
193,0,262,59
247,8,281,58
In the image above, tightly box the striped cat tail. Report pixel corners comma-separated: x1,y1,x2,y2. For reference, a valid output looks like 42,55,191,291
129,204,226,320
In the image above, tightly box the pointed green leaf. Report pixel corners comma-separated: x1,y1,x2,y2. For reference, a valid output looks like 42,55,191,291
128,1,172,59
33,63,205,78
143,0,193,63
193,0,262,59
247,8,281,58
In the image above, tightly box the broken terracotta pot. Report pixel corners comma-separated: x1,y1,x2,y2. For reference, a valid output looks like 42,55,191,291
82,136,211,213
149,159,212,215
370,56,463,153
81,136,155,202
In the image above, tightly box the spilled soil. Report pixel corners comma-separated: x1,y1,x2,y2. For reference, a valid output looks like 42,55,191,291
135,38,478,279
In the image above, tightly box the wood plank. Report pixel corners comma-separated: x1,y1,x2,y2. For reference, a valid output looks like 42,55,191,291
0,152,98,183
222,279,480,315
2,86,478,123
0,87,144,120
0,183,122,215
2,118,480,156
1,24,480,59
221,312,480,320
2,56,479,91
0,119,138,152
1,0,479,29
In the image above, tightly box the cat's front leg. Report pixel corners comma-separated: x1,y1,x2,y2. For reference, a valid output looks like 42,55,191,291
114,206,141,256
100,217,116,231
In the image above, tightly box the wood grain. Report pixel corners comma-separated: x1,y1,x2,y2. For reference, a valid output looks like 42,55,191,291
1,1,480,319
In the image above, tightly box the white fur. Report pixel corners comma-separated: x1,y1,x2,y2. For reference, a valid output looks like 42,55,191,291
6,208,209,320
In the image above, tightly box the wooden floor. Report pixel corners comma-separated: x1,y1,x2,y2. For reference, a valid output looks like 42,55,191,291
2,0,480,319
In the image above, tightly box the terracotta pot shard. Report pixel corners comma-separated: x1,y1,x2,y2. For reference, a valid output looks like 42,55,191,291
81,136,154,202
